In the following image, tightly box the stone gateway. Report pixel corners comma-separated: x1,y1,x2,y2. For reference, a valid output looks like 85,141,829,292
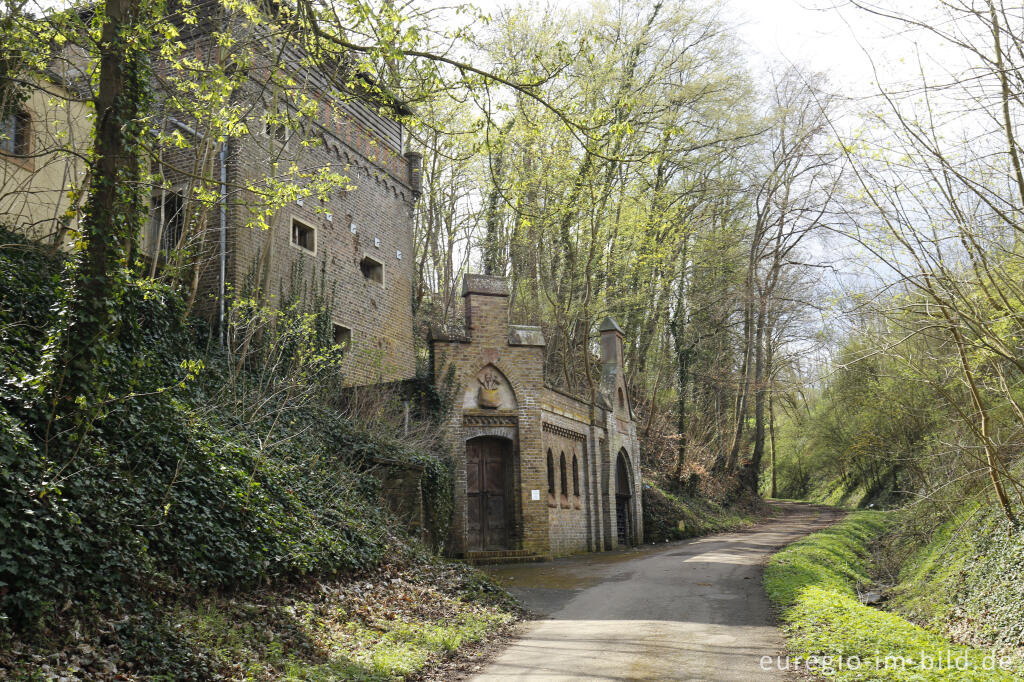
431,274,643,560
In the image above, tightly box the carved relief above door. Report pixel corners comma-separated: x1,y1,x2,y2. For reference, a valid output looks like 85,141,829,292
462,364,518,411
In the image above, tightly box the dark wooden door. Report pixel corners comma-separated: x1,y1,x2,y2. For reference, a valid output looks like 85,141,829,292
467,438,510,551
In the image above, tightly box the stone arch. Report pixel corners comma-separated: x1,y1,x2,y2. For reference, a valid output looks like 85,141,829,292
615,449,636,546
572,453,580,497
546,450,555,496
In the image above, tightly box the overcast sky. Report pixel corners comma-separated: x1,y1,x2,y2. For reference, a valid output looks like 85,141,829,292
462,0,949,102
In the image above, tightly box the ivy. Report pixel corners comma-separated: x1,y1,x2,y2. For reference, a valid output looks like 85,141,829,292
0,229,452,631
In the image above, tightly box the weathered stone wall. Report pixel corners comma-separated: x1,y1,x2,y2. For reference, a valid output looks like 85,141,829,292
371,459,425,538
541,420,591,555
433,274,643,559
224,91,418,385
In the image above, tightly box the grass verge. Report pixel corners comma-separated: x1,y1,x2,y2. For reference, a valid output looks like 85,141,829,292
0,556,520,680
764,511,1023,680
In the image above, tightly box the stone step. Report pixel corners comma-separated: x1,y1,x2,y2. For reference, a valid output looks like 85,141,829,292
462,550,547,566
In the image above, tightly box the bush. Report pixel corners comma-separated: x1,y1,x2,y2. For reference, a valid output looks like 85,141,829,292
641,481,759,543
0,230,447,630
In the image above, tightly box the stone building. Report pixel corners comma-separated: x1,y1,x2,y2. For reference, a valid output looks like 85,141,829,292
0,73,89,244
208,90,422,386
431,274,643,560
144,25,423,386
1,10,422,386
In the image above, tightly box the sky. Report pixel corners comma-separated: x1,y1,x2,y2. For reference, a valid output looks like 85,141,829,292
461,0,950,102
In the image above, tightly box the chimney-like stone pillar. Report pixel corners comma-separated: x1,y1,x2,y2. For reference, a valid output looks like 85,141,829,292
463,274,509,344
599,316,624,368
405,151,423,199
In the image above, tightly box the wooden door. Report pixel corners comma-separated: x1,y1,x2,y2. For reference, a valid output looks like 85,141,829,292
467,438,510,551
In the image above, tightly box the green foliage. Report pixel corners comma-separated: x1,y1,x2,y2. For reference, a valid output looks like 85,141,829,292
0,556,520,679
887,499,1024,651
0,230,447,632
641,482,757,543
765,512,1022,680
772,336,938,507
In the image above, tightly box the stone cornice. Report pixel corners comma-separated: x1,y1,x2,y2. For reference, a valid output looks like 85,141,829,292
542,421,587,442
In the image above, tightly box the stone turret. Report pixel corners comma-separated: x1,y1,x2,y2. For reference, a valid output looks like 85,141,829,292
599,316,627,412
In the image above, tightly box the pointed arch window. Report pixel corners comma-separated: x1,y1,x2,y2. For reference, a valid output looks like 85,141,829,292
559,452,568,506
572,454,580,497
546,449,556,507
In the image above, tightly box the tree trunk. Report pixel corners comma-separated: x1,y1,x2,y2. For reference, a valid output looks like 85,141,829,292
768,393,777,498
747,300,767,491
51,0,146,418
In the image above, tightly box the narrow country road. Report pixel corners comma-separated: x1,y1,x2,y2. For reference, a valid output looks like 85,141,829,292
470,502,843,681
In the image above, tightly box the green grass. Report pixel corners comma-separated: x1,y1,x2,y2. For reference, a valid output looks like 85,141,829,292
174,598,511,681
764,511,1022,680
887,498,1024,650
166,559,518,681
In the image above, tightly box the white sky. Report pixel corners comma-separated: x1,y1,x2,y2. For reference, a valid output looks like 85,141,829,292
461,0,950,102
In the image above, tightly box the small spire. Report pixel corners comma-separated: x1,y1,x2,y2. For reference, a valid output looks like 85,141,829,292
599,317,623,334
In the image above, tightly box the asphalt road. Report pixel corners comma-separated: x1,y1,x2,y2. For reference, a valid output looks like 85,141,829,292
471,502,843,681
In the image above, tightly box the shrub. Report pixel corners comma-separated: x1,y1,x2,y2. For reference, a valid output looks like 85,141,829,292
0,230,447,629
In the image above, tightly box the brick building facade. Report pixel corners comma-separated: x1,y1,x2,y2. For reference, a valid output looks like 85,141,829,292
431,274,643,560
2,11,422,387
148,27,423,386
214,92,422,385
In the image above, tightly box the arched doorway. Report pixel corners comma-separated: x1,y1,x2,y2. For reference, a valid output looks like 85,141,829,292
467,436,513,551
615,451,633,546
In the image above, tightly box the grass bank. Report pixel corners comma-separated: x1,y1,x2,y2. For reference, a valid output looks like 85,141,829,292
764,511,1023,681
0,230,519,677
885,498,1024,653
641,481,766,543
0,556,519,680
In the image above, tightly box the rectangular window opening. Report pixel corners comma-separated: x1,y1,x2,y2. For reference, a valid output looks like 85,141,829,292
360,256,383,284
1,109,31,155
265,109,288,143
149,191,185,253
291,218,316,253
333,324,351,348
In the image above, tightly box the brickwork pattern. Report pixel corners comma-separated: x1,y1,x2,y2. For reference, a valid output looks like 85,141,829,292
154,28,419,386
432,274,643,558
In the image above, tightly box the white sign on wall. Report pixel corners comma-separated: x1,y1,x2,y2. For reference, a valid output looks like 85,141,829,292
531,489,540,501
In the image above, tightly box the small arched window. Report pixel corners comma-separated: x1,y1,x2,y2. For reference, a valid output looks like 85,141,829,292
617,387,625,410
546,450,555,495
572,454,580,496
559,452,568,503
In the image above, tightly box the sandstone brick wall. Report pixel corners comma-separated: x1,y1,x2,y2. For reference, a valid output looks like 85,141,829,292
433,274,643,559
151,24,419,386
542,421,591,555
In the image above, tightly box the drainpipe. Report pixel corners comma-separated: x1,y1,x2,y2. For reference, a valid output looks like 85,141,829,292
168,117,228,347
218,141,227,347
